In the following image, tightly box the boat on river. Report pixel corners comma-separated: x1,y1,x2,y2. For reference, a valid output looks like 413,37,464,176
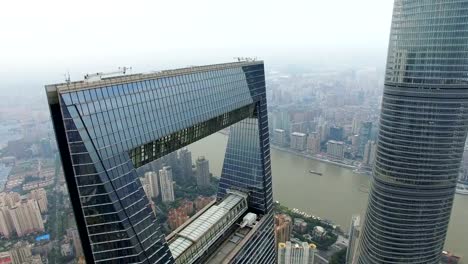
309,170,323,176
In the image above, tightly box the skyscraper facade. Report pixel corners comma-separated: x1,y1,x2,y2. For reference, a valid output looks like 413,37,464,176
358,1,468,263
46,61,275,263
195,156,210,186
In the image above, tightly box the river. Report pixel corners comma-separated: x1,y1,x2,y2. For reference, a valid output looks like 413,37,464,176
188,132,467,257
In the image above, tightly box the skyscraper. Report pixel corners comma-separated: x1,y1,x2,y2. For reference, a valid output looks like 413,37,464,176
195,156,210,187
357,121,372,157
178,148,192,179
159,166,175,203
346,215,361,264
358,1,468,263
47,61,275,263
362,140,376,167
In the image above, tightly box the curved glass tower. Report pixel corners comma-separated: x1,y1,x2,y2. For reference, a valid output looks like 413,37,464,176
358,1,468,263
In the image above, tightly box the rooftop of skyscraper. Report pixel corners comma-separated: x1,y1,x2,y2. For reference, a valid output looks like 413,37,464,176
46,60,263,93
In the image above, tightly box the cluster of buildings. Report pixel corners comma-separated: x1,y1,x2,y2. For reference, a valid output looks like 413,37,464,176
4,160,54,192
272,114,378,165
0,241,43,264
166,197,214,231
59,228,84,259
140,148,213,207
278,242,317,264
274,214,323,264
0,190,46,239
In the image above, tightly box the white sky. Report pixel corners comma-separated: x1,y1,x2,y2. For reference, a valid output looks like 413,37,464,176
0,0,394,93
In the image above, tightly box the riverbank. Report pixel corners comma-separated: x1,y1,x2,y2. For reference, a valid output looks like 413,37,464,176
189,132,468,256
270,145,357,170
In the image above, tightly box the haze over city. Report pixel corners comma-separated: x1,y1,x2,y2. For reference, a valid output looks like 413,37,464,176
0,0,393,98
0,0,467,264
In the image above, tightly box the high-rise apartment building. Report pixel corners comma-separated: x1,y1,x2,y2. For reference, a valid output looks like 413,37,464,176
47,61,275,263
277,242,316,264
362,140,376,167
274,129,287,147
358,1,468,263
306,132,320,155
0,193,44,238
326,140,345,160
9,241,32,264
274,214,292,245
357,121,372,157
159,166,175,203
9,200,44,237
195,156,210,187
290,132,307,151
29,188,48,214
179,148,193,179
0,206,14,239
144,171,159,198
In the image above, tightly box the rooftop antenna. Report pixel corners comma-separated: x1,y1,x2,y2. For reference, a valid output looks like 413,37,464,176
64,71,71,84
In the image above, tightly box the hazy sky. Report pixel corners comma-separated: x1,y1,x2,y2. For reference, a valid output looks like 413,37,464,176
0,0,394,95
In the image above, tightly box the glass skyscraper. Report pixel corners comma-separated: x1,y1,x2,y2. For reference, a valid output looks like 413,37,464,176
46,61,275,263
358,1,468,263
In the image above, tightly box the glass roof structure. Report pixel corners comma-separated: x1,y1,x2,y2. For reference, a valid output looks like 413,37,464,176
169,192,248,263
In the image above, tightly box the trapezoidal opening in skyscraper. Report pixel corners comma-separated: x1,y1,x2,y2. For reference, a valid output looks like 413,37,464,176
46,61,275,264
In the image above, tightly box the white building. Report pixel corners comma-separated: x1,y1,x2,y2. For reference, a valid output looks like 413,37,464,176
306,132,320,155
278,241,316,264
144,171,159,198
290,132,307,151
326,140,345,160
159,166,175,202
274,129,287,147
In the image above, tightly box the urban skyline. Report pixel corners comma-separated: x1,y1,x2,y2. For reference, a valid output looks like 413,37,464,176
0,0,467,264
